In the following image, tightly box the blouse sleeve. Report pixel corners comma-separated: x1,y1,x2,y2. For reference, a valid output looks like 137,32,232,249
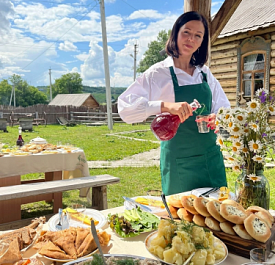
118,71,162,124
205,67,231,113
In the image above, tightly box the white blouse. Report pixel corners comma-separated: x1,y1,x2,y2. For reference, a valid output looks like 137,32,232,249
118,56,230,124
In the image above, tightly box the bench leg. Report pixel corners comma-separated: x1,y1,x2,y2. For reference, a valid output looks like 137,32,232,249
92,185,107,210
0,176,21,224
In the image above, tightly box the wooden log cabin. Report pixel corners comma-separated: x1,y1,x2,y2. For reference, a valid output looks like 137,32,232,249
209,0,275,108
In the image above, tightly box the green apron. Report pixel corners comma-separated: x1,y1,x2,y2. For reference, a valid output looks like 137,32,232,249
160,66,227,195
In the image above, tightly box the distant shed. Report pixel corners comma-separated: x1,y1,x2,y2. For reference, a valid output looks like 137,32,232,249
210,0,275,108
49,93,100,109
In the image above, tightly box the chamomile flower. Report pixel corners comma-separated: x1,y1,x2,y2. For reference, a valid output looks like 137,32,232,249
216,135,224,147
248,140,262,153
246,174,262,183
241,146,249,155
268,105,275,115
232,140,243,150
226,156,236,163
252,155,265,163
249,122,259,132
232,163,241,172
256,88,268,97
247,99,260,112
234,113,246,124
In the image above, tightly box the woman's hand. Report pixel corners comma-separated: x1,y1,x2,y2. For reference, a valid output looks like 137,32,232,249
161,102,193,123
195,113,217,131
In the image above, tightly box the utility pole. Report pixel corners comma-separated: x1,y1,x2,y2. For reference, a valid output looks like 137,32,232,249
49,68,53,101
133,43,138,81
99,0,113,130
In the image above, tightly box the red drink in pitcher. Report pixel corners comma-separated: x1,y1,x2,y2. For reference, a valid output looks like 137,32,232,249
150,99,201,141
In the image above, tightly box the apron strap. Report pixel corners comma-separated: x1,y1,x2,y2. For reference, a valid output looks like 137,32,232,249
169,66,179,88
201,70,208,83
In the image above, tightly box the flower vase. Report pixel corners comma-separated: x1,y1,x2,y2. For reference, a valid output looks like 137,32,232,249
235,169,270,210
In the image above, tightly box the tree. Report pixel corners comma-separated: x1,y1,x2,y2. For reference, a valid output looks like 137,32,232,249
52,73,83,98
0,75,48,107
137,30,170,73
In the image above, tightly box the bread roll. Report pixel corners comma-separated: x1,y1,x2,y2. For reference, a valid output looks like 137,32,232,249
205,216,221,231
220,203,247,224
168,205,179,219
193,197,210,217
193,214,205,227
255,211,272,228
177,208,194,222
244,214,271,243
180,195,198,215
233,224,253,240
206,200,226,222
246,206,274,224
220,221,236,235
168,195,183,208
222,199,245,211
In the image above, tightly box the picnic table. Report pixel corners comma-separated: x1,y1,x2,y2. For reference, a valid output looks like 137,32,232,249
0,149,119,225
0,205,269,265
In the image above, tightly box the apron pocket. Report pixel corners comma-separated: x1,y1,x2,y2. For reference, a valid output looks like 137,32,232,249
176,155,212,192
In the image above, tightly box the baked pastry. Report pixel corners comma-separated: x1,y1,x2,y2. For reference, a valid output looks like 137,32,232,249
177,208,194,222
220,203,247,224
244,214,271,243
255,211,272,228
168,194,183,208
193,197,210,217
193,214,206,227
168,205,179,219
206,200,226,222
220,221,236,235
246,206,274,224
222,199,245,211
205,216,221,231
233,224,253,240
180,195,198,215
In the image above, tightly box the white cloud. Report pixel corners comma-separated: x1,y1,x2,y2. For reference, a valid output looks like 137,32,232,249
0,0,14,32
128,10,165,20
59,41,78,51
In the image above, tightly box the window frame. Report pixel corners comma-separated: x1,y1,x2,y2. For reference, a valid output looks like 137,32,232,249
241,51,266,100
237,36,271,106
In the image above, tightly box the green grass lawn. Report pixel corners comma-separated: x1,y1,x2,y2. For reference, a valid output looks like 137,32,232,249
1,123,274,218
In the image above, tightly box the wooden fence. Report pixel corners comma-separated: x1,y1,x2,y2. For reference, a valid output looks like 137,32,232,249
0,104,155,126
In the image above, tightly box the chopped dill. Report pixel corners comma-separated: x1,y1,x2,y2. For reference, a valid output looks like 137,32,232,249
195,243,208,250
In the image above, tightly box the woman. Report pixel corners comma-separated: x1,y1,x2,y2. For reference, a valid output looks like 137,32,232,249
118,11,230,195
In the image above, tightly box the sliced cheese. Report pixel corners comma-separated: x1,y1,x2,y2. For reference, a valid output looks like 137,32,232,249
135,197,165,208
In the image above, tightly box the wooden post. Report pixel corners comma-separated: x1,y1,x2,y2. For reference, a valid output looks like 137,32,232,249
184,0,211,66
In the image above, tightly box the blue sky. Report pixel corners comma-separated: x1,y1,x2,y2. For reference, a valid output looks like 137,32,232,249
0,0,224,88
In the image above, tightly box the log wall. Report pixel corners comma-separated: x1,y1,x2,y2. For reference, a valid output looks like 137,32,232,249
211,27,275,107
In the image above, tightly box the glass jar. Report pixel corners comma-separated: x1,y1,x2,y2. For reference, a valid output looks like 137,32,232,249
235,169,270,210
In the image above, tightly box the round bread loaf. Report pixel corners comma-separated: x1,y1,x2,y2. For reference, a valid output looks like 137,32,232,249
244,214,271,243
193,197,210,217
255,211,272,228
233,224,253,240
168,205,179,219
181,195,198,215
177,208,194,222
206,200,226,222
246,206,274,224
193,214,206,227
220,221,236,235
220,203,247,224
168,194,183,208
205,216,221,231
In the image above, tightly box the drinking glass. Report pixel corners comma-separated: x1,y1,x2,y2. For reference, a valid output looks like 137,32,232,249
72,203,86,214
195,115,210,133
250,248,272,263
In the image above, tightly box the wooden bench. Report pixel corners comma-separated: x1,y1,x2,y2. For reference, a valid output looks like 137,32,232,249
0,174,120,224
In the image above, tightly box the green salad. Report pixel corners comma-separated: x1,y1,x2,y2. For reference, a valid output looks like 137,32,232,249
108,207,160,238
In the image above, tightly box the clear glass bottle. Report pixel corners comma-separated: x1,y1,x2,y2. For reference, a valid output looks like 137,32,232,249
150,99,201,141
16,126,24,147
235,169,270,210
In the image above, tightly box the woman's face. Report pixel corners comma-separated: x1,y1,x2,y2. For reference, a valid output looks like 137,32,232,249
177,20,205,57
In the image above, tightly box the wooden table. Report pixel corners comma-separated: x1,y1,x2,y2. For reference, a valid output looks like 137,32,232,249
0,150,89,224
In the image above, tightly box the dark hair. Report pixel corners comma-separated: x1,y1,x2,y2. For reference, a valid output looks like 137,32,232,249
165,11,209,67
